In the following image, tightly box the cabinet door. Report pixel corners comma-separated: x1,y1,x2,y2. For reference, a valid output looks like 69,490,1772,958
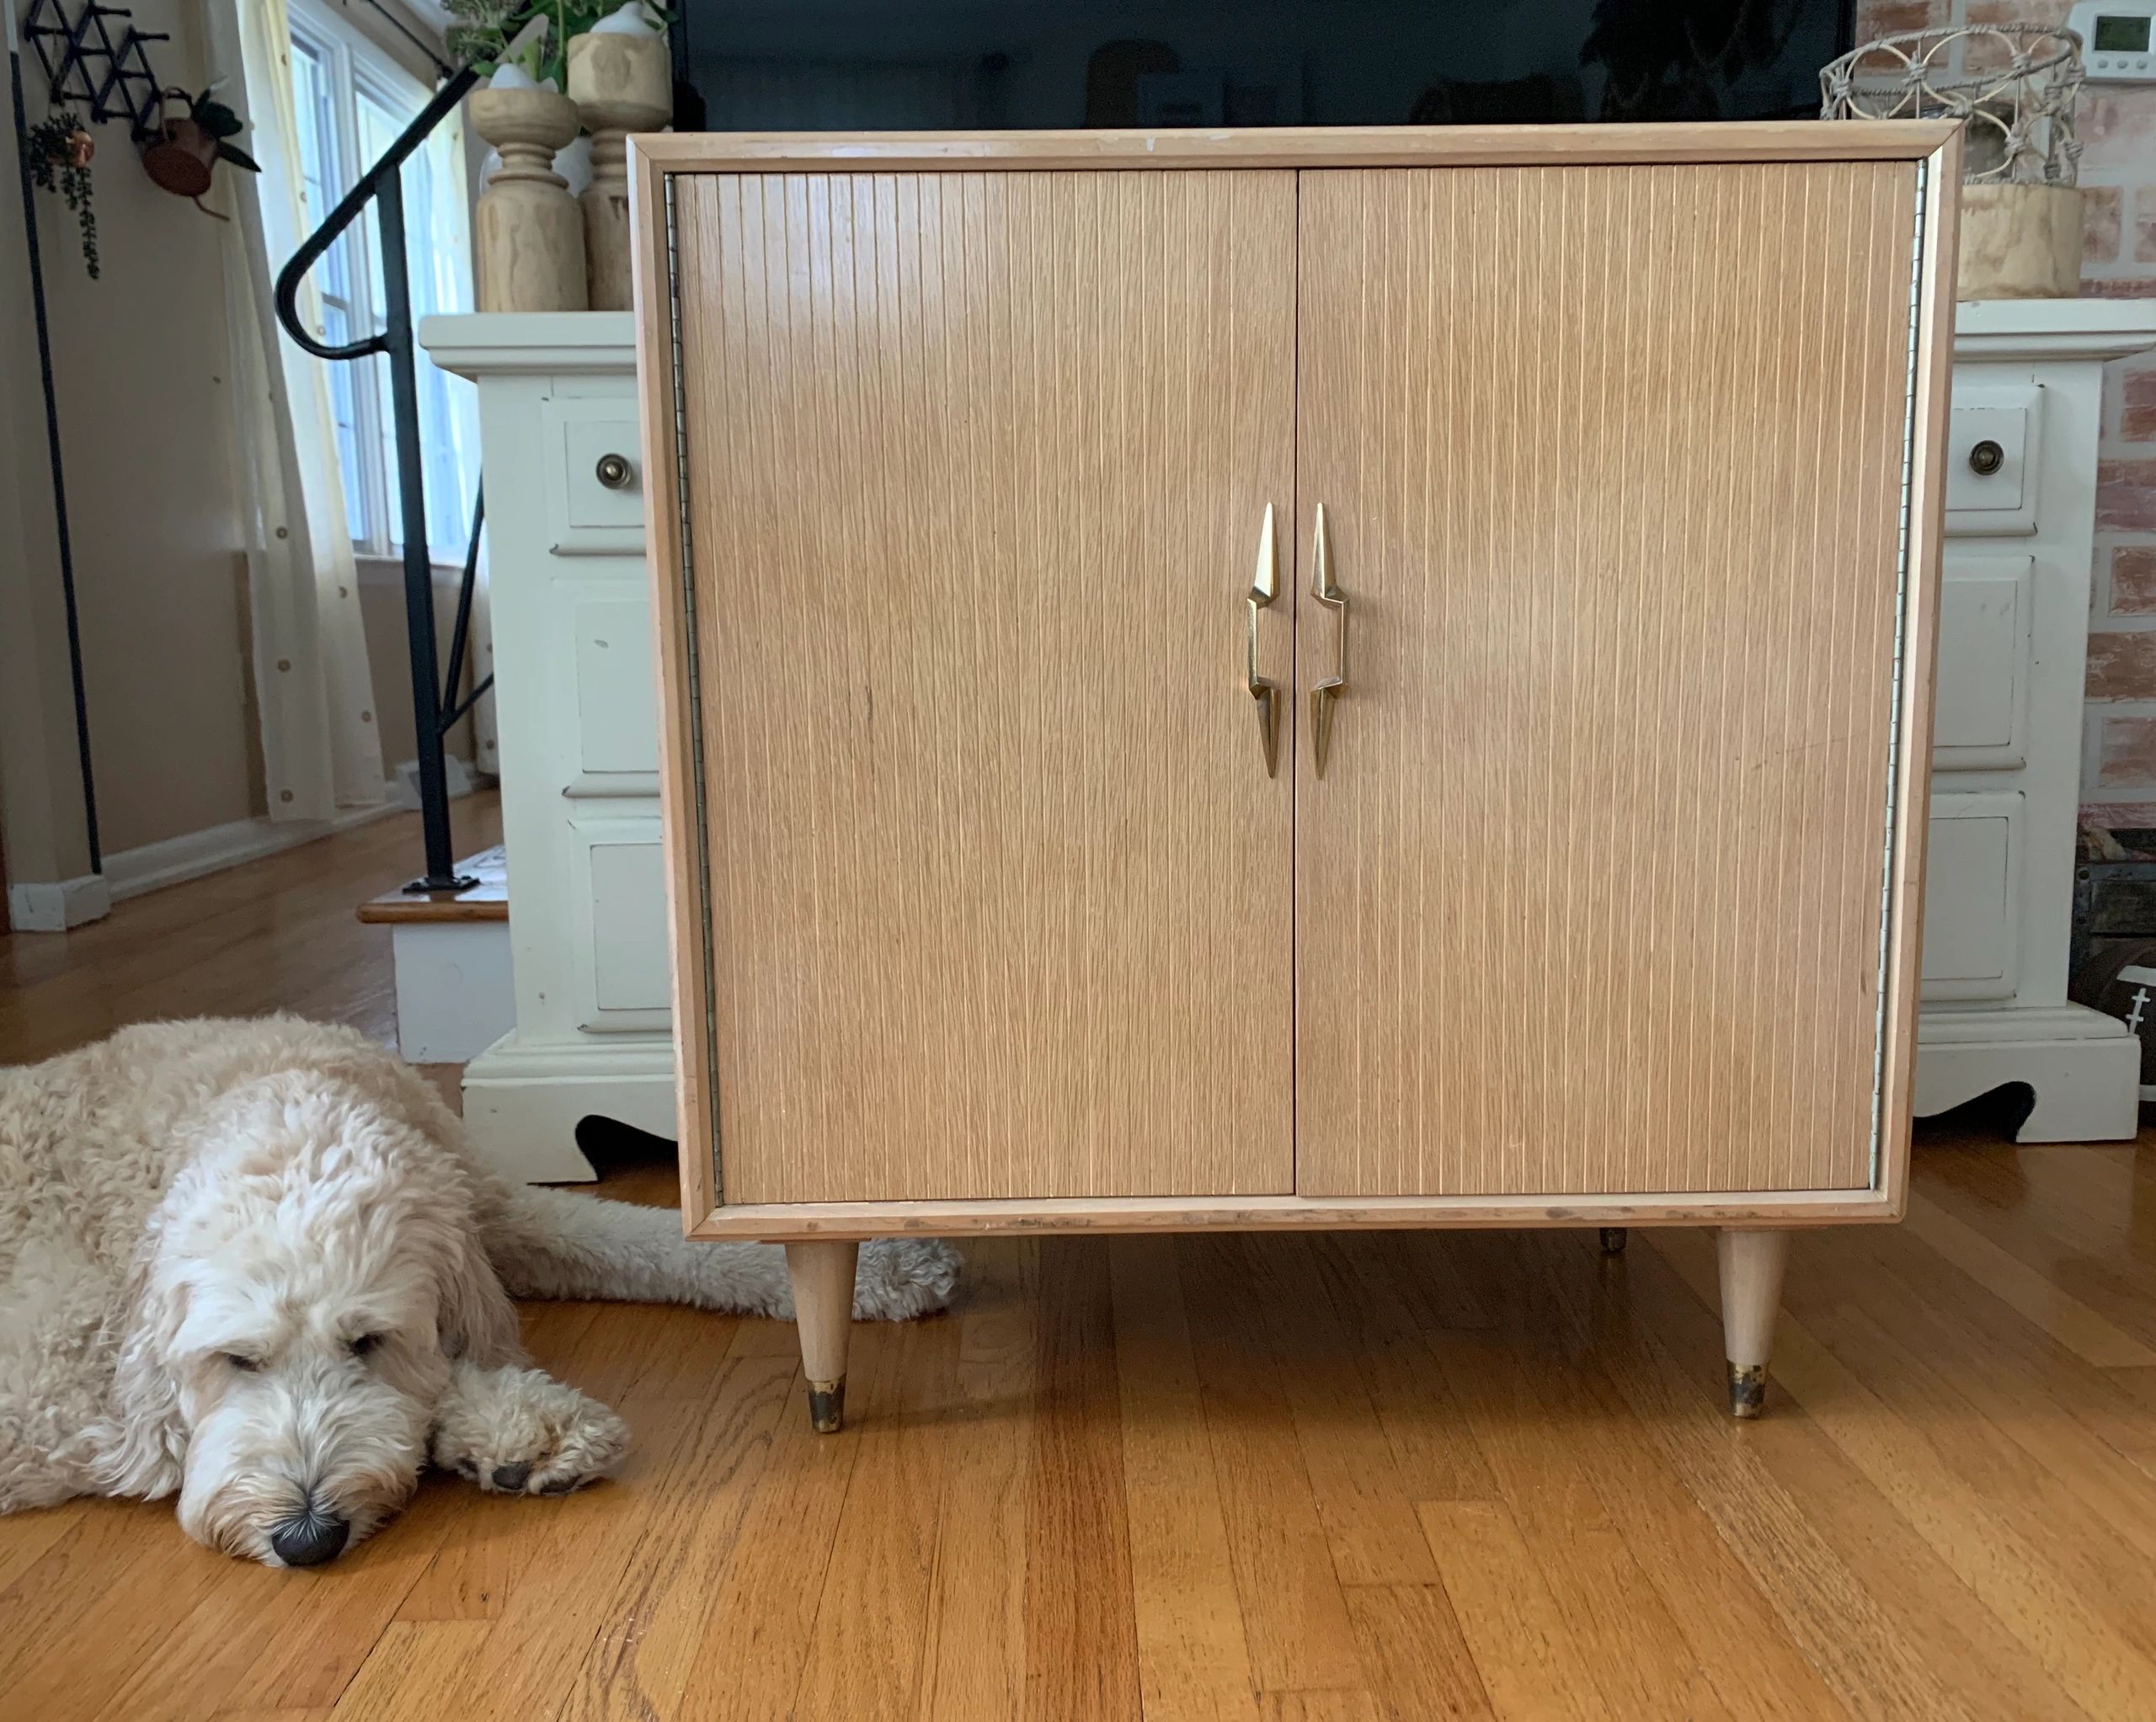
667,170,1297,1204
1294,162,1923,1197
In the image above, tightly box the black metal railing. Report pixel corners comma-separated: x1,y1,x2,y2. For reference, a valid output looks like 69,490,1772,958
273,54,487,893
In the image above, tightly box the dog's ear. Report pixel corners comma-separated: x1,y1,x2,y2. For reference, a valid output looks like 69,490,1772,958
93,1237,191,1499
434,1209,521,1366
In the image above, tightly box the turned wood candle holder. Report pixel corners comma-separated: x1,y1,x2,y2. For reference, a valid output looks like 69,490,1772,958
567,31,671,312
467,86,588,314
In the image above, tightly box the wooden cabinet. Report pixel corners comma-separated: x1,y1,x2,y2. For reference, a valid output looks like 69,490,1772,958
630,123,1961,1429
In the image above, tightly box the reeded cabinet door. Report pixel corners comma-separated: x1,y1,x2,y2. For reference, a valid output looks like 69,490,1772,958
1293,162,1924,1197
667,170,1298,1204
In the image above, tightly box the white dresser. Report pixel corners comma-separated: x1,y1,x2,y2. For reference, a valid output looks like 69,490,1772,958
1917,301,2156,1143
423,297,2156,1182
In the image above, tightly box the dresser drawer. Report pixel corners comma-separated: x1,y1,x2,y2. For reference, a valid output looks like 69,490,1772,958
1921,791,2024,1003
1932,556,2032,771
545,397,646,556
1944,384,2041,536
569,819,671,1032
570,598,659,789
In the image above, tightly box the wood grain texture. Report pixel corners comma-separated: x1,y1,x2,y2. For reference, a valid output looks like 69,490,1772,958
627,141,718,1229
1876,135,1963,1218
687,1186,1896,1240
631,120,1958,177
666,168,1298,1204
1293,160,1924,1198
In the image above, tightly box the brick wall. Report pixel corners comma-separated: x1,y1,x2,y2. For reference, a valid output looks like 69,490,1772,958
1853,1,2156,824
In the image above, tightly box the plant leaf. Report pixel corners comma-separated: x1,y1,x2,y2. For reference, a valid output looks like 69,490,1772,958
216,141,262,172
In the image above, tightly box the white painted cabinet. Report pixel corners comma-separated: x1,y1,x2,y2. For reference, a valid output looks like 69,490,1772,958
1914,301,2156,1141
424,298,2156,1181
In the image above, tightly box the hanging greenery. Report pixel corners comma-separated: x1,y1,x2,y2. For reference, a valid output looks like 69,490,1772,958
25,110,98,279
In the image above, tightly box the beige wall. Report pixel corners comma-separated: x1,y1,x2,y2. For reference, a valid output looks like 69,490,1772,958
0,0,468,891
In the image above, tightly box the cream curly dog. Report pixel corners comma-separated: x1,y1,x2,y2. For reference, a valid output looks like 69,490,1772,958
0,1016,957,1565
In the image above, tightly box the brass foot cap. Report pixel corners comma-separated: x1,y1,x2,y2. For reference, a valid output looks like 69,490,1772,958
1598,1227,1629,1256
1726,1362,1768,1420
807,1377,846,1434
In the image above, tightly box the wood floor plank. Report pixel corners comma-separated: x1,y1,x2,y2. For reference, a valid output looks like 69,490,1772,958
792,1313,953,1722
1415,1501,1604,1722
105,1479,460,1719
1511,1238,1852,1722
1240,1236,1441,1586
1022,1237,1142,1721
1108,1237,1262,1722
1339,1583,1493,1722
915,1239,1036,1722
1655,1228,2156,1709
0,1499,84,1593
1899,1193,2156,1368
1533,1233,1975,1722
1176,1234,1364,1695
560,1338,797,1720
1415,1234,1731,1722
1303,1233,1499,1505
325,1621,494,1722
1257,1695,1385,1722
671,1325,883,1722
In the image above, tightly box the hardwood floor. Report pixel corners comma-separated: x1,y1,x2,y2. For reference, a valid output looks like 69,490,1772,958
7,802,2156,1719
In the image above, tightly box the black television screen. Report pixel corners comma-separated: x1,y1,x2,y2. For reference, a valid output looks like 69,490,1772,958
667,0,1856,132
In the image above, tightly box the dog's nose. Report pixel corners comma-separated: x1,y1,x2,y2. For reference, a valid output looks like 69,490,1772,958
269,1508,350,1567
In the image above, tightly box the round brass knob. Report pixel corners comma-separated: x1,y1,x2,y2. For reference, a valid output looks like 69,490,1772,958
595,452,635,490
1968,439,2004,477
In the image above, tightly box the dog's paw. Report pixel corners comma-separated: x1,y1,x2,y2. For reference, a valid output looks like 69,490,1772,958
851,1238,961,1321
431,1362,629,1496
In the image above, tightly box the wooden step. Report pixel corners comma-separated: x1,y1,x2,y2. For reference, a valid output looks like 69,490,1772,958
356,844,507,925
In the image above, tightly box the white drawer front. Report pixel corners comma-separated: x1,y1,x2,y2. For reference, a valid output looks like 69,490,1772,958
571,823,672,1032
573,600,660,782
1944,384,2040,536
1920,791,2023,1003
545,397,645,555
1932,556,2032,770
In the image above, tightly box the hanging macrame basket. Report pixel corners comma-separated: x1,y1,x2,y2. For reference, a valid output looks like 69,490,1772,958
1821,24,2088,299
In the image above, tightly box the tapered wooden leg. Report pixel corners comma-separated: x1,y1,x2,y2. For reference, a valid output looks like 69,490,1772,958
786,1241,859,1433
1716,1229,1790,1420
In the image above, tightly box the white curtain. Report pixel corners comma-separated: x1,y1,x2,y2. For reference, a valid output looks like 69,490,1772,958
206,0,385,821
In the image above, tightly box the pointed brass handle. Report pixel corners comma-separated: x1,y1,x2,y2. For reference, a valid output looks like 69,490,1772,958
1246,504,1281,777
1310,504,1348,779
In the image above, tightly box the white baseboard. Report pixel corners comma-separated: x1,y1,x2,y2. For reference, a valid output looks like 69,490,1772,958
8,872,113,932
104,800,398,905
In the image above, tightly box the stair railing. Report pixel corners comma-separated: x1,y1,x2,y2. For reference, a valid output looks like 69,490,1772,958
273,51,486,892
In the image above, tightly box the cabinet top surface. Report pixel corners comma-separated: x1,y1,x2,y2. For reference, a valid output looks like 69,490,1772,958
420,296,2156,380
627,120,1957,176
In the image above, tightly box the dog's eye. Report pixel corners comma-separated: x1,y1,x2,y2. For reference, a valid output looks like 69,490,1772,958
221,1352,261,1373
349,1333,384,1359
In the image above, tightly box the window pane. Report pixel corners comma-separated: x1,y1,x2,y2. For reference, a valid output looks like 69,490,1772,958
320,299,368,545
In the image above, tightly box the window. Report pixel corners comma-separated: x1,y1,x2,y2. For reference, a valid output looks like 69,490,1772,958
288,0,479,562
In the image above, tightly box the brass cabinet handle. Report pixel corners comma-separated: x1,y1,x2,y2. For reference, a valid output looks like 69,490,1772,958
1310,504,1348,779
1246,504,1281,777
1968,438,2004,477
595,452,635,490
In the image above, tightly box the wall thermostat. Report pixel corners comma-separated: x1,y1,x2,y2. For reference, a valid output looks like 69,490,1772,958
2068,3,2156,80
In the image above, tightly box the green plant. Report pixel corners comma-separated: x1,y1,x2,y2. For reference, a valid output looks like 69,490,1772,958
445,0,671,88
25,111,98,278
180,86,261,173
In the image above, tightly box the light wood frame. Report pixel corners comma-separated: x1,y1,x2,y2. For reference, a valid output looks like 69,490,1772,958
629,121,1962,1244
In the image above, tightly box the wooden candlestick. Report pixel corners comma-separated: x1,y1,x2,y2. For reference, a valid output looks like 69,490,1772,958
568,31,672,311
467,88,588,314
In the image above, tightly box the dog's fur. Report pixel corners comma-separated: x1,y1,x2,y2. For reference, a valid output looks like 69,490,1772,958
0,1016,958,1563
